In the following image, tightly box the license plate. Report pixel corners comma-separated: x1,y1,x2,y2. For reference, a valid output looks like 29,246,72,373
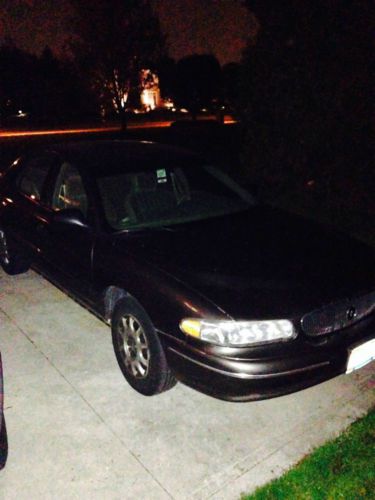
346,338,375,374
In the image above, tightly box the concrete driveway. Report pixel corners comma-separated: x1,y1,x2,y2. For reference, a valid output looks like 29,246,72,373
0,268,374,500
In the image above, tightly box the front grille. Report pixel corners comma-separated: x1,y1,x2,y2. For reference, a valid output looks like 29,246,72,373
301,290,375,336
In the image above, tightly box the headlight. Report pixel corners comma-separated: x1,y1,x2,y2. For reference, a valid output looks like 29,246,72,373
180,318,296,346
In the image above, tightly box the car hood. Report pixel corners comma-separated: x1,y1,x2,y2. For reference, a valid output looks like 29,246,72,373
117,206,375,318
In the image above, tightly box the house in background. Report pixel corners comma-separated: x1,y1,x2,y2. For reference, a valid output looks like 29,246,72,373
139,69,162,111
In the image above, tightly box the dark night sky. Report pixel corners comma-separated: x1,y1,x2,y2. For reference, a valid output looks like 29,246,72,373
0,0,255,65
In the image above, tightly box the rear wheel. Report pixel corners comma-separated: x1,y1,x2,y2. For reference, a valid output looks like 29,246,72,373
111,298,177,396
0,229,30,275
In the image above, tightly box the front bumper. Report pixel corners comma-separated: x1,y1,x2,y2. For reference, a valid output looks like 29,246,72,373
163,314,375,402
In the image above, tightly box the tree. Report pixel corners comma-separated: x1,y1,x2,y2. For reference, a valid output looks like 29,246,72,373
174,54,222,119
71,0,166,128
221,62,241,110
157,56,177,100
33,46,64,123
238,1,373,207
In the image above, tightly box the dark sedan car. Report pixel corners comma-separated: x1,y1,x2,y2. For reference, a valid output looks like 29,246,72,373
0,353,7,469
0,140,374,401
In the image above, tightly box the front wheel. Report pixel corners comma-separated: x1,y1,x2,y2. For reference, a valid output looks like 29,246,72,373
111,298,177,396
0,229,30,275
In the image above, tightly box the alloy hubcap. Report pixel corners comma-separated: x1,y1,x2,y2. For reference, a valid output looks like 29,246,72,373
118,315,150,378
0,231,10,265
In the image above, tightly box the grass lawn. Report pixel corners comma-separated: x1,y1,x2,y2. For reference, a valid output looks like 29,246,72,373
242,408,375,500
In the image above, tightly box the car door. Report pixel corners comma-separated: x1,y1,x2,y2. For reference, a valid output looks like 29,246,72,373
40,161,96,301
0,155,57,261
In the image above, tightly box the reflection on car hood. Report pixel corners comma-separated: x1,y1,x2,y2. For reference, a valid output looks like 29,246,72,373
118,206,375,318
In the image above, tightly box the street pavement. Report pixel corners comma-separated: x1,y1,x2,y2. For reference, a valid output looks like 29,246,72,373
0,268,374,499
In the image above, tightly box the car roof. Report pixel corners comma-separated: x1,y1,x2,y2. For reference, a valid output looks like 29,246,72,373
42,140,203,174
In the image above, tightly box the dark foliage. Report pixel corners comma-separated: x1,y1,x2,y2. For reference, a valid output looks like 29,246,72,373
157,57,177,100
0,42,97,127
174,54,222,119
221,62,241,110
0,42,36,120
239,1,373,211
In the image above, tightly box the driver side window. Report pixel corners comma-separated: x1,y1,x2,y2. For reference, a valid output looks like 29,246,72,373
52,163,88,217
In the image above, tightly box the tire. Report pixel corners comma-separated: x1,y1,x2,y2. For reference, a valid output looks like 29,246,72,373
0,419,7,470
0,228,30,275
111,298,177,396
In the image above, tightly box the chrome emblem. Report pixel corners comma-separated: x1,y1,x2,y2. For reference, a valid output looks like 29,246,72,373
347,306,357,321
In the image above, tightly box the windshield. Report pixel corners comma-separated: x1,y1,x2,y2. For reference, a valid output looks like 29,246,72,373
96,164,254,230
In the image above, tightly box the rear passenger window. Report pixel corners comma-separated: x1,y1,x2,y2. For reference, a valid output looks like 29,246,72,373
17,158,51,201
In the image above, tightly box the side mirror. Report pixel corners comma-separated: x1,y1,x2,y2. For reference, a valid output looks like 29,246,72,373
53,208,89,228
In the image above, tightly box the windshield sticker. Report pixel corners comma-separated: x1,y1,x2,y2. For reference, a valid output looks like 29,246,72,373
157,168,167,183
